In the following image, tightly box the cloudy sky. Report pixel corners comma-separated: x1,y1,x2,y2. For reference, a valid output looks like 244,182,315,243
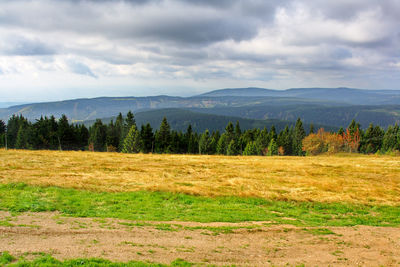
0,0,400,102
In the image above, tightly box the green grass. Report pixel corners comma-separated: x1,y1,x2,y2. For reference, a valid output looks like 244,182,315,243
0,251,195,266
0,183,400,227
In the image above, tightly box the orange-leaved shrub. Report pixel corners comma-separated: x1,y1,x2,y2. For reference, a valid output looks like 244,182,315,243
303,128,360,155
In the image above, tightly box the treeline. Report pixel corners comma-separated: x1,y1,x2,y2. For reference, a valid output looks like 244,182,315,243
0,111,399,155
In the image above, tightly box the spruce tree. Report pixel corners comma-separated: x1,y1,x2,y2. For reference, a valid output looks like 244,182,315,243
140,123,154,153
155,117,171,153
216,134,228,154
243,141,258,155
293,118,306,156
269,125,277,142
226,139,239,155
15,124,29,149
267,138,278,156
122,125,142,153
120,111,136,150
199,129,211,155
89,119,107,152
0,120,5,148
382,125,396,152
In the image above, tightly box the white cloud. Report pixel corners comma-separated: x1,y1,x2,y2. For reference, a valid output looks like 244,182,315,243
0,0,399,102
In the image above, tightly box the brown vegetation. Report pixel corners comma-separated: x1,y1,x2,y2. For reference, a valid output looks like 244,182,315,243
1,149,400,205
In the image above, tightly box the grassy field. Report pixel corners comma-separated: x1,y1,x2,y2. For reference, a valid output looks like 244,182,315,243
1,149,399,205
1,149,400,266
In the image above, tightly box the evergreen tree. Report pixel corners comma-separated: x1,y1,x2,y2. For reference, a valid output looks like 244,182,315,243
120,111,136,150
226,139,239,156
140,123,154,153
76,124,89,150
234,121,243,154
6,115,26,148
243,141,259,156
255,127,269,155
106,120,120,151
382,125,397,152
225,122,235,142
0,120,5,148
269,125,277,142
58,115,76,150
208,130,220,155
122,125,142,153
89,119,107,151
155,117,171,153
115,113,124,151
267,138,278,156
15,124,30,149
184,124,197,154
277,125,292,155
216,133,228,154
293,118,306,156
199,129,212,155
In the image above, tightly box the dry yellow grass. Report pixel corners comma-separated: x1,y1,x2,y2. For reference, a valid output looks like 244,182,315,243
1,149,399,205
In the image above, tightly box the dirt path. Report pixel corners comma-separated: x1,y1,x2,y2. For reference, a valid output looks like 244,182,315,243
1,211,399,266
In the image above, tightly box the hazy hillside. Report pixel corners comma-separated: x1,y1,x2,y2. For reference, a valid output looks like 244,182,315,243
0,94,340,122
201,87,400,105
1,87,399,129
84,108,337,133
190,104,400,129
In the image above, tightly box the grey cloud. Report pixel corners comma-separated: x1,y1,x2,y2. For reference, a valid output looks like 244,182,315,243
0,0,399,99
67,61,97,78
1,36,56,56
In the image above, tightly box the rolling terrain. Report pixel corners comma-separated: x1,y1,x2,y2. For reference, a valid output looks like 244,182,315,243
85,108,338,132
1,87,400,129
0,149,400,266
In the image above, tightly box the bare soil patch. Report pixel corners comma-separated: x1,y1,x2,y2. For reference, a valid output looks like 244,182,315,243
1,211,399,266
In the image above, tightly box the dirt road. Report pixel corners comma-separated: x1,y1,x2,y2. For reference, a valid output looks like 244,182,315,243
1,211,399,266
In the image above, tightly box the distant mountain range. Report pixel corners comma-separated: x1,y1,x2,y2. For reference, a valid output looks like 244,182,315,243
1,87,399,129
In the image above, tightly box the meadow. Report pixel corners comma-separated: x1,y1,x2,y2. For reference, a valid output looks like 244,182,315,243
1,149,400,266
1,149,399,205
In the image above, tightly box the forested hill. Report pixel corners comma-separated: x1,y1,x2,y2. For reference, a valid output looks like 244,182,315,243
84,108,338,133
1,87,399,128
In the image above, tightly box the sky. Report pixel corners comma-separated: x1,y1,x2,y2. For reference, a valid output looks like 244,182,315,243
0,0,400,102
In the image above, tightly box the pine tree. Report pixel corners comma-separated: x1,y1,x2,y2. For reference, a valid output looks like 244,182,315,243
382,125,396,152
155,117,171,153
199,129,211,155
0,120,5,148
120,111,136,150
255,127,269,155
277,125,292,155
267,138,278,156
226,139,239,155
293,118,306,156
122,125,142,153
140,123,154,153
216,134,228,154
89,119,107,152
15,124,29,149
269,125,277,142
243,141,258,155
115,113,124,151
58,114,75,150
